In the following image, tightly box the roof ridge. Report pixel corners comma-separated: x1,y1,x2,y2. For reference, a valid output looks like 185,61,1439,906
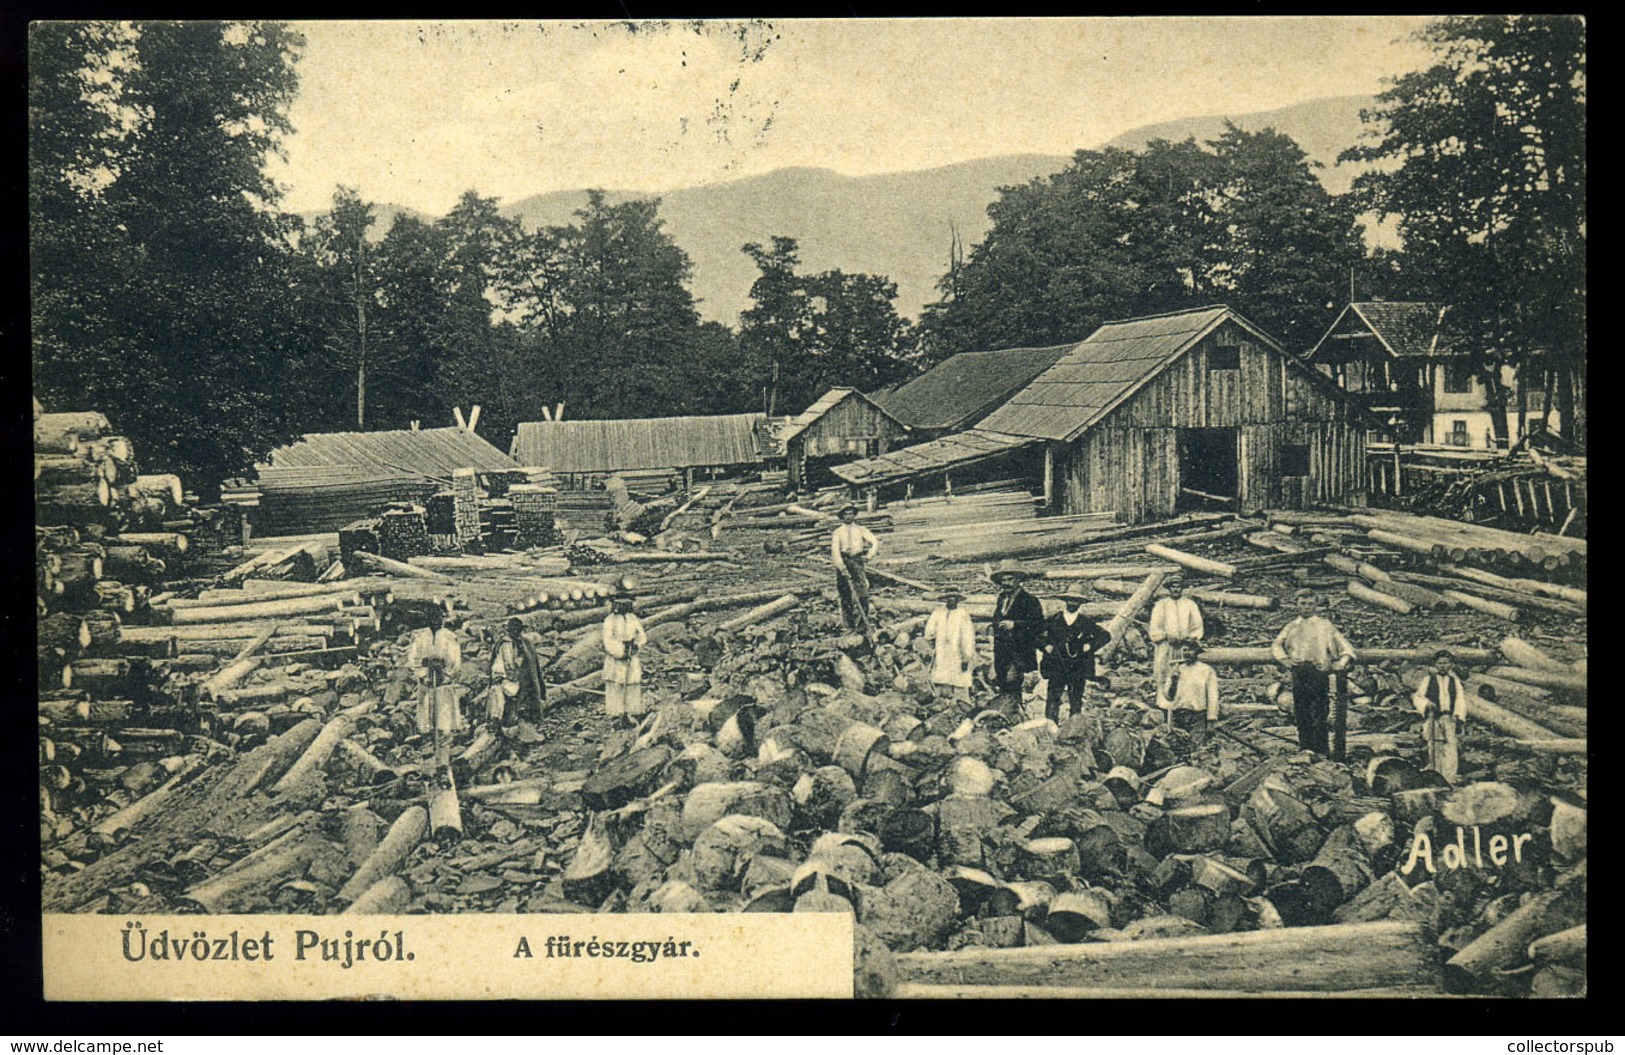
1095,304,1230,327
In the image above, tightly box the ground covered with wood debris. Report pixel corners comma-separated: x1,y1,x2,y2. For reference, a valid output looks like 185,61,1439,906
39,449,1586,998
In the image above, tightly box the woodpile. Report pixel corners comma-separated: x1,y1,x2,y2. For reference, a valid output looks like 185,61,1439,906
37,443,1585,998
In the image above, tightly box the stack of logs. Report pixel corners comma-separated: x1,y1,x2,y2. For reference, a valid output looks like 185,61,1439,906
36,406,201,846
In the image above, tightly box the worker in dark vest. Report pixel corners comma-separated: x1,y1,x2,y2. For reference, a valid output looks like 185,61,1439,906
1270,589,1355,755
989,560,1045,719
1040,590,1112,723
1411,649,1468,784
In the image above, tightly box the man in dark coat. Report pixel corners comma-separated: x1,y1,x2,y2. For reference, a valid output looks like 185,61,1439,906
990,561,1045,718
1041,590,1112,723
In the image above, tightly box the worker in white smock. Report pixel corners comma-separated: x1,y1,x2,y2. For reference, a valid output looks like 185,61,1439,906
602,589,648,727
408,605,464,784
1149,577,1204,708
923,585,978,709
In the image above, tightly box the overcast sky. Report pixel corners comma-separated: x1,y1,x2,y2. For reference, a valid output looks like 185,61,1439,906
270,17,1437,215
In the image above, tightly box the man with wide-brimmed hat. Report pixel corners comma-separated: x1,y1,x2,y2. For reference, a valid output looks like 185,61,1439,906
602,588,649,727
830,503,881,632
989,560,1044,718
1041,588,1112,722
923,585,977,706
408,603,464,785
1149,576,1204,709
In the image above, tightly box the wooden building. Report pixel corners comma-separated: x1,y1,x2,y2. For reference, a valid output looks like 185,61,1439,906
1306,301,1554,449
782,388,909,490
874,342,1076,440
510,412,768,491
836,305,1374,524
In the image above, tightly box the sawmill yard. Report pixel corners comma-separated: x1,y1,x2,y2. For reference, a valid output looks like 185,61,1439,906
33,402,1588,999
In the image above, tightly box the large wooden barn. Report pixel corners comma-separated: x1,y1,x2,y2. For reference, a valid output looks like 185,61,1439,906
836,305,1375,524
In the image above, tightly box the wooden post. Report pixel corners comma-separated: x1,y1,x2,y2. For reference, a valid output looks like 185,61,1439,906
1333,671,1349,762
1392,446,1402,497
1043,446,1055,509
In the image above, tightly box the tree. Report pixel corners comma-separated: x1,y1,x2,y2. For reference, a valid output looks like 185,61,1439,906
917,131,1363,363
739,237,916,413
30,21,309,486
300,187,381,429
1342,16,1586,446
507,192,716,423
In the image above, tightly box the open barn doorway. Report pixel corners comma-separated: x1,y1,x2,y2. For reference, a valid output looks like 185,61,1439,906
1177,427,1239,512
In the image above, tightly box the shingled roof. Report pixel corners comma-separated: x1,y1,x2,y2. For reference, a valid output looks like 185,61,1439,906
875,343,1078,431
781,388,905,443
510,413,766,473
830,429,1036,487
1309,302,1461,360
977,306,1258,442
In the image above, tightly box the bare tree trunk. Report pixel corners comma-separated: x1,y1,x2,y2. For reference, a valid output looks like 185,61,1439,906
355,235,368,430
1484,364,1512,451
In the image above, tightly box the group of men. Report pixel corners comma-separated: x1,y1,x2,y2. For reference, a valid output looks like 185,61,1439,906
832,504,1468,782
396,501,1471,788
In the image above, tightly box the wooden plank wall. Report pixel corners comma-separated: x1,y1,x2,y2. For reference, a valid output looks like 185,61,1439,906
799,396,909,458
1058,322,1367,523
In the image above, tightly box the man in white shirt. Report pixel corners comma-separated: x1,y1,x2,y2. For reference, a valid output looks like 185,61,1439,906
1411,649,1468,784
1270,589,1356,755
1149,577,1204,709
602,590,649,727
924,586,978,707
1162,639,1220,740
830,504,881,632
407,605,464,784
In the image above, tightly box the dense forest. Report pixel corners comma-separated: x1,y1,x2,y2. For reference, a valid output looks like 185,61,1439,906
31,18,1584,487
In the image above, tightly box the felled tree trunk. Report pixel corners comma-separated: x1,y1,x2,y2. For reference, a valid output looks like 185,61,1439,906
336,806,427,904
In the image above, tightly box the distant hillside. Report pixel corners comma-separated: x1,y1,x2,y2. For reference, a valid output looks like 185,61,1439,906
1104,94,1372,195
499,155,1073,325
306,95,1375,324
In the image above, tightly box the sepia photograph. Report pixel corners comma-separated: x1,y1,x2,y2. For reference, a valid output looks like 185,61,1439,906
29,16,1585,1003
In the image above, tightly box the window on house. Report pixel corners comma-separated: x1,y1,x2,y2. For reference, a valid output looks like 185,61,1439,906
866,439,882,457
1281,444,1311,476
1443,362,1474,393
1209,344,1240,371
1449,420,1469,447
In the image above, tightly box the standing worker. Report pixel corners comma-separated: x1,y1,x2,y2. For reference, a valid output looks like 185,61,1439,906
408,605,464,785
1270,589,1356,755
923,586,978,709
602,588,648,728
489,616,547,728
1161,638,1220,740
989,561,1045,719
1040,590,1112,723
1411,649,1468,784
1149,577,1204,708
831,503,881,633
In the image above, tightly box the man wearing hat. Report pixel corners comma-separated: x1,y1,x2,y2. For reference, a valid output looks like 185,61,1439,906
1149,576,1205,709
990,560,1045,718
602,589,649,727
488,616,547,727
1411,649,1468,783
923,585,978,707
1041,589,1112,722
830,503,881,632
407,603,464,784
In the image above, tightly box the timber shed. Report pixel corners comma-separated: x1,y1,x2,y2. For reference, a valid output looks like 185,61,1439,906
782,388,910,490
875,342,1076,437
241,425,520,534
509,412,767,490
840,305,1374,523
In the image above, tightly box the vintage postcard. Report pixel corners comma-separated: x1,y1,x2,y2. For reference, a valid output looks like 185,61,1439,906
31,17,1585,1002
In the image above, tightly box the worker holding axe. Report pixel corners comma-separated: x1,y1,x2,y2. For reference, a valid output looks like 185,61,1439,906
831,503,881,639
408,604,464,786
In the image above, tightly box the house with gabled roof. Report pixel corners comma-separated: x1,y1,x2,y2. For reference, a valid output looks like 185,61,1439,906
1305,301,1551,449
781,387,909,490
836,305,1376,524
